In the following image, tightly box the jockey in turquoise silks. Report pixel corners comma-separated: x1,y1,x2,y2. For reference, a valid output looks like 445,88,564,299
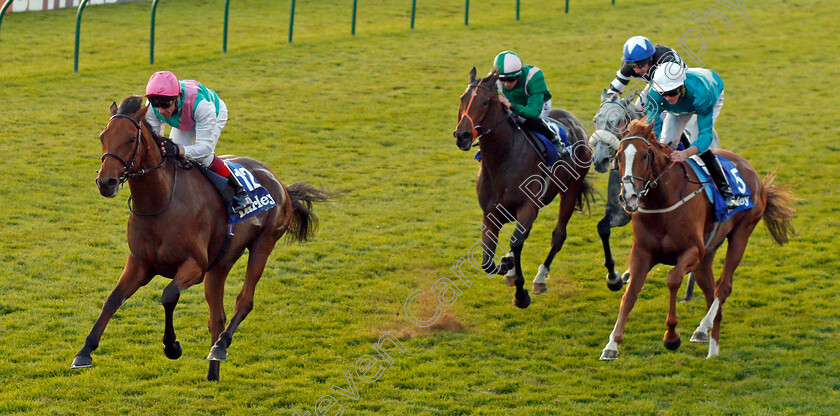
645,62,737,209
144,71,249,213
493,51,560,148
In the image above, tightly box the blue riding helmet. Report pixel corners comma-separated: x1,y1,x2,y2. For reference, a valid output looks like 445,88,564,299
622,36,655,62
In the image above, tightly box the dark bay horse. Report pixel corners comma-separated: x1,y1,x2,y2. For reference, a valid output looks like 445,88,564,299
600,119,795,360
453,68,594,308
73,95,332,381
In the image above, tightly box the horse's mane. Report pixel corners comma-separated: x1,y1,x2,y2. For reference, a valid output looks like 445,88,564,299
117,95,168,147
626,119,673,156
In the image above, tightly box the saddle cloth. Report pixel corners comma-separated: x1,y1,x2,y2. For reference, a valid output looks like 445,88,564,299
194,161,277,224
685,154,753,222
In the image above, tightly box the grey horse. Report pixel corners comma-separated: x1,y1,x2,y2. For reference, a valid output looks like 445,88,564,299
588,90,722,298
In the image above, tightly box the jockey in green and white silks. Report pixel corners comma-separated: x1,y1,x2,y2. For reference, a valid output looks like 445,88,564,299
493,51,560,147
646,62,737,209
144,71,249,212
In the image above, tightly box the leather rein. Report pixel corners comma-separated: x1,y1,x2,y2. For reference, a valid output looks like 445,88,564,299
102,113,175,216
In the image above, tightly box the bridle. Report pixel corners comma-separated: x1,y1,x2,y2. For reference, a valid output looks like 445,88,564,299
618,135,675,198
458,80,512,147
101,113,166,184
101,113,175,216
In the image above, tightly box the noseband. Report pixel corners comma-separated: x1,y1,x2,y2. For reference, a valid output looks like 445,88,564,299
459,81,511,147
101,114,166,184
618,135,670,198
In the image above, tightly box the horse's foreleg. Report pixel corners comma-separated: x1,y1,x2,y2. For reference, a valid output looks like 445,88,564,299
477,214,506,276
664,248,700,352
204,263,232,381
601,169,632,291
601,249,653,360
162,258,204,360
72,257,153,369
209,241,273,368
511,207,537,309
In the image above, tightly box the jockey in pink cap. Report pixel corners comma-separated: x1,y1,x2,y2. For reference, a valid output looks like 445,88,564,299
144,71,249,212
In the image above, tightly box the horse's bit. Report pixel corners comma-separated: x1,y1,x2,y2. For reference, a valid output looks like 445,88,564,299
101,114,166,184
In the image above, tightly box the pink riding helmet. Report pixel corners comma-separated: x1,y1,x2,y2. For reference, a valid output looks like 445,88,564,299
145,71,181,97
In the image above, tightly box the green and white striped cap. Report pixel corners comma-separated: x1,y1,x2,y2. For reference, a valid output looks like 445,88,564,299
493,51,523,79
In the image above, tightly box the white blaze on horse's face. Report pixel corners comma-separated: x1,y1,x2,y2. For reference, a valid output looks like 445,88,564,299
622,144,639,211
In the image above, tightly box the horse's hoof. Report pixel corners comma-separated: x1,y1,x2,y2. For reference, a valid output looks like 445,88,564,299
679,296,692,303
532,282,547,295
621,270,631,284
512,290,531,309
664,336,682,351
690,331,709,343
600,349,619,360
163,341,183,360
70,355,92,369
504,275,516,287
207,344,228,361
606,276,624,292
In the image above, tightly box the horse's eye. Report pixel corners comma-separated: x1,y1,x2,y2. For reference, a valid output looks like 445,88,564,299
641,153,648,160
481,99,490,107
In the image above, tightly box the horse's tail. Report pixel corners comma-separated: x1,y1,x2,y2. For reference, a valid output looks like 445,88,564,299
575,173,597,212
285,182,335,243
761,172,797,245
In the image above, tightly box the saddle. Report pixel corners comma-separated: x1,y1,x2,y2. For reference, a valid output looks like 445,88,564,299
685,154,753,222
192,161,277,224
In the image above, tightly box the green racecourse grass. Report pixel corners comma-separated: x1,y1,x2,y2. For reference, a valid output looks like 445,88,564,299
1,0,839,414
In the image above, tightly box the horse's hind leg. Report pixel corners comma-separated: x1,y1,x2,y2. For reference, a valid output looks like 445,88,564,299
689,250,718,344
72,259,153,369
204,263,234,381
706,220,760,358
535,189,579,295
161,258,204,360
209,240,276,364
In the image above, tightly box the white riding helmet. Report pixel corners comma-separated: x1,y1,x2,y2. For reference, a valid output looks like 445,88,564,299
651,62,686,94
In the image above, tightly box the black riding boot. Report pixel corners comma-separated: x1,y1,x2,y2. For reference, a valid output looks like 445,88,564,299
524,118,562,149
699,150,738,209
225,173,251,213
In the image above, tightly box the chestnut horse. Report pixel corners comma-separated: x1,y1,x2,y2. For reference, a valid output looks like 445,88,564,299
600,120,795,360
72,96,332,381
453,68,594,308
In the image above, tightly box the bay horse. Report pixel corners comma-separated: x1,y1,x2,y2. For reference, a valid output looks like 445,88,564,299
600,119,795,360
453,68,594,308
72,95,332,381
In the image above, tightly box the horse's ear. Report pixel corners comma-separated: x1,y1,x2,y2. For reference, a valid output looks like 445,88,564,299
135,104,149,121
109,101,118,116
469,67,477,83
628,91,639,103
643,121,655,140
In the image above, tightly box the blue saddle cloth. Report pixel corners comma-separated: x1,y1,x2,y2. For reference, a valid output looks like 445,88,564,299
685,154,754,222
194,161,277,225
475,119,569,166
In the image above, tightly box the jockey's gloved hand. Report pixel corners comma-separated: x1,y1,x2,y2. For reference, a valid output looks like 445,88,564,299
161,140,180,158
